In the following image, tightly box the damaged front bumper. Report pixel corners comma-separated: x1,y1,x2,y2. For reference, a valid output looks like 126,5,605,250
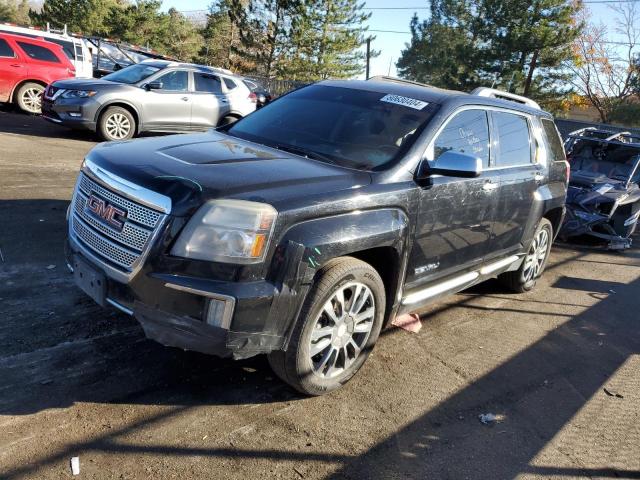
561,209,631,249
66,236,312,359
561,205,639,250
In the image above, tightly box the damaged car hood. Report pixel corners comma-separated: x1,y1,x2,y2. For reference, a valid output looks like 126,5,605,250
85,131,372,216
568,171,640,207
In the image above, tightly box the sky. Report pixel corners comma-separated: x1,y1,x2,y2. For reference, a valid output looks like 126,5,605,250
162,0,633,80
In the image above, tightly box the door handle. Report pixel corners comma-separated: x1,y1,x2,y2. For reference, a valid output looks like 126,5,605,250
181,97,189,101
10,64,23,68
533,172,545,183
482,181,498,192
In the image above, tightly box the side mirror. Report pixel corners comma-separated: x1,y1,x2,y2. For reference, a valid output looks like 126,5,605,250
145,81,163,91
420,151,482,179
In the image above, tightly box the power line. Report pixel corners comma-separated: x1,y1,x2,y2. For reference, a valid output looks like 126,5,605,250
178,0,638,15
367,28,638,45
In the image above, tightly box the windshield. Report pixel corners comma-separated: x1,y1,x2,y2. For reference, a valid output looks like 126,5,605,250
570,142,640,182
102,64,161,84
227,85,438,170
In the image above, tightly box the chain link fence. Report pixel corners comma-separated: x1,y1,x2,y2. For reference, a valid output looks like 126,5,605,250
244,75,310,97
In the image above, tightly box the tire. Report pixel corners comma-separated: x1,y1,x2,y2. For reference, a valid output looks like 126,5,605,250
499,218,553,293
218,115,238,127
268,257,386,396
98,106,136,141
16,82,44,114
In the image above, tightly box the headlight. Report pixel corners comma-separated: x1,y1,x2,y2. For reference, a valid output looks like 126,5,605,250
171,200,277,264
61,90,97,99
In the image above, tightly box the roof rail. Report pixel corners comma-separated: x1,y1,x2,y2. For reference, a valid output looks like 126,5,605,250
471,87,541,110
605,131,632,142
367,75,434,89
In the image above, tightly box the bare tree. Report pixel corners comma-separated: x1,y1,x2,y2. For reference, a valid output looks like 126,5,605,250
568,3,639,123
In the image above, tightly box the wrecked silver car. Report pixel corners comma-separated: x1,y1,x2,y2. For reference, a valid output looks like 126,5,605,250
560,128,640,249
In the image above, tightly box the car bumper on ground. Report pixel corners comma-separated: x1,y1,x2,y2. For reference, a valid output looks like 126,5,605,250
65,234,300,359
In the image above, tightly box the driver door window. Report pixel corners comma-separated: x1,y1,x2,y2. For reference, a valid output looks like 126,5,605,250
155,70,189,92
432,109,491,167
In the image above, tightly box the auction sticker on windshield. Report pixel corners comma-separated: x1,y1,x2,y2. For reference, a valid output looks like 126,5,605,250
380,94,429,110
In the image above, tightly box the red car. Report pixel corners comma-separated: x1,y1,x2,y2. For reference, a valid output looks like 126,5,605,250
0,32,75,114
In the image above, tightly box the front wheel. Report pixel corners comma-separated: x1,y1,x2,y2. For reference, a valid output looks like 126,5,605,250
218,115,238,127
98,106,136,141
16,82,44,114
268,257,386,396
499,218,553,293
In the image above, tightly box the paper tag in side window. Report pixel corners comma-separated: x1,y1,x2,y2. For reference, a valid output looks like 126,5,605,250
380,94,429,110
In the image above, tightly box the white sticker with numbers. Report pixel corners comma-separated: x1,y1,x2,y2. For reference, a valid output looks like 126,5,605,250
380,94,429,110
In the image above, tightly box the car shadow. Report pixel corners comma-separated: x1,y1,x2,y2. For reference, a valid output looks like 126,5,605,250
0,103,97,142
0,198,303,417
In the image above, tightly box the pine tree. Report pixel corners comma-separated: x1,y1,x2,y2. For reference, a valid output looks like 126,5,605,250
303,0,373,80
29,0,121,35
0,1,16,22
397,0,583,107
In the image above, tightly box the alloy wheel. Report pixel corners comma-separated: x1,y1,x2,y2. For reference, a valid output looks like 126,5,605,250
21,87,43,113
308,282,375,379
523,228,549,282
105,113,131,140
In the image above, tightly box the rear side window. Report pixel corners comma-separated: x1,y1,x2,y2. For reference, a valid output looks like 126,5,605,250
493,111,532,167
0,38,15,57
195,73,223,94
223,77,237,90
541,118,566,162
17,41,60,63
433,109,491,167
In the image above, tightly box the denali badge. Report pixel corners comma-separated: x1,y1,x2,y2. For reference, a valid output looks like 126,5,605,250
415,262,440,275
86,194,126,231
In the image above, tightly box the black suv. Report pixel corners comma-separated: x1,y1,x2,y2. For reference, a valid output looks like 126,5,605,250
66,78,568,395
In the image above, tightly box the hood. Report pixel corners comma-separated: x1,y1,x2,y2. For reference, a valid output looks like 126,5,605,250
52,78,132,90
85,131,372,216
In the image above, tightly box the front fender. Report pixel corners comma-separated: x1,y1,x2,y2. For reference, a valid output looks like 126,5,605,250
278,208,409,274
252,209,410,352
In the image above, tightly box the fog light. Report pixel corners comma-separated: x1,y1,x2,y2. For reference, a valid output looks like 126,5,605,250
68,112,82,117
205,297,235,329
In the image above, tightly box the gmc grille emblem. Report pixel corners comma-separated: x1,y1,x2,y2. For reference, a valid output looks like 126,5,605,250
86,194,126,231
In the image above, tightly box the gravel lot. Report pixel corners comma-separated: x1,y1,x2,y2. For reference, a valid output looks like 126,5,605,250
1,106,639,480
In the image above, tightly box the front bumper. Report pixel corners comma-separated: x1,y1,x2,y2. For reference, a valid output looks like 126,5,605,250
66,234,310,359
41,97,99,131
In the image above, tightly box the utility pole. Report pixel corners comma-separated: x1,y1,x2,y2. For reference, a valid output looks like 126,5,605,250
365,37,371,80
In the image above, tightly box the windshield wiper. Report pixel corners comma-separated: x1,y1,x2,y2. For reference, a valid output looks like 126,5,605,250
269,143,336,163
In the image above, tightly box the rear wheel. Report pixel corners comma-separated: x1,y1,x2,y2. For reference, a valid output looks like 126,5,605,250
268,257,385,396
98,106,136,141
16,82,44,114
499,218,553,293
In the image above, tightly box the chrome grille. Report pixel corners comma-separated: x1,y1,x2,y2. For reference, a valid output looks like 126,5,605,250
74,192,151,251
72,217,139,268
70,172,167,272
79,174,161,228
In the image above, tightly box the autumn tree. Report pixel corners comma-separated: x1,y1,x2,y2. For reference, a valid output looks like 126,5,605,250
567,4,640,123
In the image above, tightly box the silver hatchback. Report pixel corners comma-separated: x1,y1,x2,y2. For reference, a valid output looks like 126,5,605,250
42,60,257,141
